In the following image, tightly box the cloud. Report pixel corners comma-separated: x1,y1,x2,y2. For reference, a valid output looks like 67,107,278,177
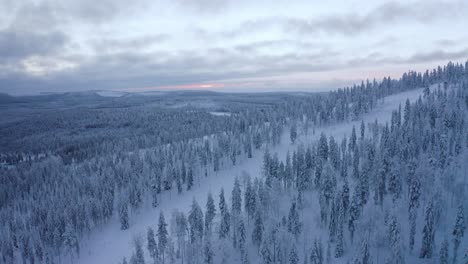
2,44,467,95
402,48,468,64
285,1,468,35
193,1,468,39
0,30,68,60
173,0,229,13
92,34,171,52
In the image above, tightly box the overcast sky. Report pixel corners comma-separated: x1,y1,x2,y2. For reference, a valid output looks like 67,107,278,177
0,0,467,95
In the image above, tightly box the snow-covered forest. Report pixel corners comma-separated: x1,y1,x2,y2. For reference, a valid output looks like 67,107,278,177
1,61,467,264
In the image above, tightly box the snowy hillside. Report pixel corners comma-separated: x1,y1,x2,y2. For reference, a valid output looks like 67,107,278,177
1,62,467,264
76,84,439,264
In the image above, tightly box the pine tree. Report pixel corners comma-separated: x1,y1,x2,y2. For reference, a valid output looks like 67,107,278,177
328,196,339,242
245,178,256,222
388,216,403,264
335,218,344,258
289,245,299,264
326,242,331,264
310,239,323,264
261,242,272,264
318,133,329,161
203,238,214,264
189,199,204,243
63,223,79,259
360,120,365,140
133,238,145,264
119,196,130,230
187,167,194,191
439,238,449,264
452,204,465,263
287,201,302,240
238,219,247,251
348,190,361,243
290,123,298,144
408,208,417,253
420,201,435,259
285,152,293,189
147,227,158,262
177,174,183,194
353,239,372,264
238,219,249,264
175,212,188,263
158,212,168,263
151,182,158,208
219,188,231,239
205,193,216,233
232,177,242,215
252,209,263,248
349,126,357,151
341,179,350,218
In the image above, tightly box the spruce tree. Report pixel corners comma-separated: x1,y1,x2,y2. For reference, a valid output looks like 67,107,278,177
203,238,214,264
439,238,449,264
287,201,302,240
133,238,145,264
353,239,372,264
452,204,465,263
232,177,242,215
119,197,130,230
420,202,435,259
290,123,298,144
245,179,256,222
261,242,272,264
187,167,194,191
189,199,204,243
219,188,231,238
147,227,158,262
205,193,216,233
158,212,168,263
318,133,329,161
335,219,344,258
310,239,323,264
289,245,299,264
252,209,263,248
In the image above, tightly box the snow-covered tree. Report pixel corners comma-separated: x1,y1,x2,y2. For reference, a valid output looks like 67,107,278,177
205,193,216,233
147,227,158,262
158,212,168,263
452,204,465,263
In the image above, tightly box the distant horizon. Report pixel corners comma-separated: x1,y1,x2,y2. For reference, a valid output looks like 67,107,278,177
2,59,465,96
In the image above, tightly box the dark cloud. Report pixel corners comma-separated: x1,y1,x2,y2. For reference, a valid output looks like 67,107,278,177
62,0,149,24
345,47,468,67
0,30,68,60
2,44,467,95
403,48,468,64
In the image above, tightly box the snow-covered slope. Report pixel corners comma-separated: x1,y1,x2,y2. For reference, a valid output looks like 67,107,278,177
75,87,429,264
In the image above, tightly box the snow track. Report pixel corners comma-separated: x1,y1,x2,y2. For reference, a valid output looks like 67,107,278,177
75,87,428,264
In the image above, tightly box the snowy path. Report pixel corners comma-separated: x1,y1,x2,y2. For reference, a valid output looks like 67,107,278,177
74,88,427,264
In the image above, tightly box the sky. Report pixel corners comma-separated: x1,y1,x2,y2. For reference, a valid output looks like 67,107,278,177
0,0,467,95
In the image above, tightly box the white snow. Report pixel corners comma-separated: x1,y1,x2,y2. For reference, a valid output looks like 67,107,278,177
74,87,428,264
209,111,232,117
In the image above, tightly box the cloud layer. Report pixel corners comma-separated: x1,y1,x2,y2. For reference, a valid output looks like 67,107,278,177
0,0,467,94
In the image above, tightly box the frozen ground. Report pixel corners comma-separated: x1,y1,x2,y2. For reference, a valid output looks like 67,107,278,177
74,87,429,264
